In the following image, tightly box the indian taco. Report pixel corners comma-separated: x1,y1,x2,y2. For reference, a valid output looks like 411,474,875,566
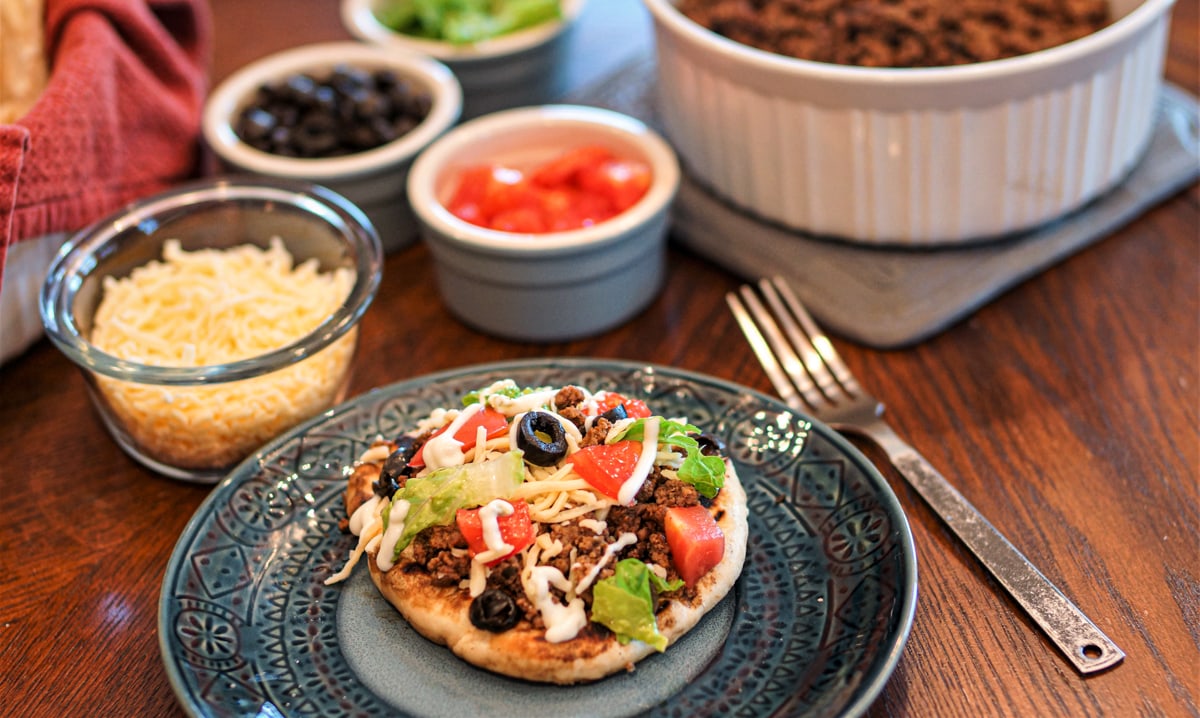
325,380,749,684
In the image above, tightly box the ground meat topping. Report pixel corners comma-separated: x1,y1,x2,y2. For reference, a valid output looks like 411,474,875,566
555,385,586,410
677,0,1111,67
655,477,702,509
549,521,609,576
408,525,470,586
580,417,613,448
485,557,540,628
558,405,586,431
554,386,589,431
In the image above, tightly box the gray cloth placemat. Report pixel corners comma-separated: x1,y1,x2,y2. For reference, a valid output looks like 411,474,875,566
569,56,1200,349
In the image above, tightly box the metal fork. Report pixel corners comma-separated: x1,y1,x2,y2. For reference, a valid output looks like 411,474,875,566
728,276,1124,675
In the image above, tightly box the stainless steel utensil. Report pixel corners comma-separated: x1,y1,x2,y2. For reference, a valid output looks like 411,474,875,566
727,275,1124,675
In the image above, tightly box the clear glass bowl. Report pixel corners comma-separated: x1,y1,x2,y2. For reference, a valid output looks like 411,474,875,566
40,178,383,483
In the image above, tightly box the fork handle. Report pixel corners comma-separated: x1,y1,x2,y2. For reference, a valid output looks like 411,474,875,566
884,441,1125,674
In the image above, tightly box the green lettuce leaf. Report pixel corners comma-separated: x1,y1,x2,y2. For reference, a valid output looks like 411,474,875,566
590,559,684,652
460,382,528,406
384,449,525,560
612,418,725,498
374,0,560,44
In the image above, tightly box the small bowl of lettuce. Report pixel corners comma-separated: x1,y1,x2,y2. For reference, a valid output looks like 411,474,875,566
342,0,588,119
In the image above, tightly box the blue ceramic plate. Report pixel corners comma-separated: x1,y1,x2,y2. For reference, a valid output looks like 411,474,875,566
159,359,917,717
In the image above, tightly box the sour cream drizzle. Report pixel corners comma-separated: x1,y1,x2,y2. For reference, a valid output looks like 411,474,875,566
617,416,660,505
465,499,517,596
375,499,411,572
573,532,638,595
421,403,482,471
349,495,381,536
482,382,559,416
323,496,384,586
474,499,514,563
527,565,587,643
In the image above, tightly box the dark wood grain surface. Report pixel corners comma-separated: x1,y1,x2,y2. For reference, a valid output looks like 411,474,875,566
2,0,1197,716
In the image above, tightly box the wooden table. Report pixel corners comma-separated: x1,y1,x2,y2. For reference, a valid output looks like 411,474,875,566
2,1,1197,715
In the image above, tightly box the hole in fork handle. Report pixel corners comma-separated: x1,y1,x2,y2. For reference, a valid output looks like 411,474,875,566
729,277,1126,675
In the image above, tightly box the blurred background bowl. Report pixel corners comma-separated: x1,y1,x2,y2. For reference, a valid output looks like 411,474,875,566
203,41,461,253
407,104,679,342
643,0,1177,245
341,0,587,120
39,178,383,483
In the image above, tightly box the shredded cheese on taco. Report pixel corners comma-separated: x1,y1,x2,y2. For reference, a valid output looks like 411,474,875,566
325,380,749,682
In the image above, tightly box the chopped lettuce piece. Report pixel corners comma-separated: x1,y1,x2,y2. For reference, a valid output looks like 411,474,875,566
590,559,684,652
461,381,527,406
612,418,726,498
442,10,501,43
374,0,562,44
491,0,561,33
384,449,525,560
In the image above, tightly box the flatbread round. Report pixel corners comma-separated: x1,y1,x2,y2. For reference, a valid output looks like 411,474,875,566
365,460,748,684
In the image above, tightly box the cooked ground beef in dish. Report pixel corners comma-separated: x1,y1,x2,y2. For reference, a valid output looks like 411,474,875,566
677,0,1112,67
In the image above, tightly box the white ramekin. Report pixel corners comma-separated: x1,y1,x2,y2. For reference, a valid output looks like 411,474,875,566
643,0,1177,245
203,42,462,252
407,105,680,342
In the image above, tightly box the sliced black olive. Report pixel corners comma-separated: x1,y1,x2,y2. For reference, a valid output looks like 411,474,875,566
516,411,568,466
233,66,432,159
374,436,419,498
598,403,628,423
235,107,276,142
691,432,726,457
469,589,521,632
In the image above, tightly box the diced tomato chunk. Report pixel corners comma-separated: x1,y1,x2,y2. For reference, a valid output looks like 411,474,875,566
529,145,614,187
536,187,576,217
664,505,725,586
570,440,642,500
566,191,616,228
409,407,510,469
490,207,547,233
578,159,652,212
594,392,652,419
447,165,497,208
443,145,652,235
449,201,485,225
478,168,537,219
456,499,535,565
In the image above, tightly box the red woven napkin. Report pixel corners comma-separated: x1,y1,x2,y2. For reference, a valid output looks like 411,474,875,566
0,0,211,294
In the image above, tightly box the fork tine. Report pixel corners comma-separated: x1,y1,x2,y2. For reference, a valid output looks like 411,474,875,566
726,290,804,410
768,276,863,397
757,277,845,403
728,285,827,410
738,286,823,407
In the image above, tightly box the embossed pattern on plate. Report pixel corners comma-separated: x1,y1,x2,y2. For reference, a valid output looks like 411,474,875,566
159,359,917,717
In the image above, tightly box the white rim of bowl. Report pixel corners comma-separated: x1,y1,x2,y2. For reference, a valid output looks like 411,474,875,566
39,179,383,385
203,42,462,181
408,105,681,255
642,0,1177,85
341,0,588,60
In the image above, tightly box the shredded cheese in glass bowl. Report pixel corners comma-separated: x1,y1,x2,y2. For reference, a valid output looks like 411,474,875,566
40,179,383,483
